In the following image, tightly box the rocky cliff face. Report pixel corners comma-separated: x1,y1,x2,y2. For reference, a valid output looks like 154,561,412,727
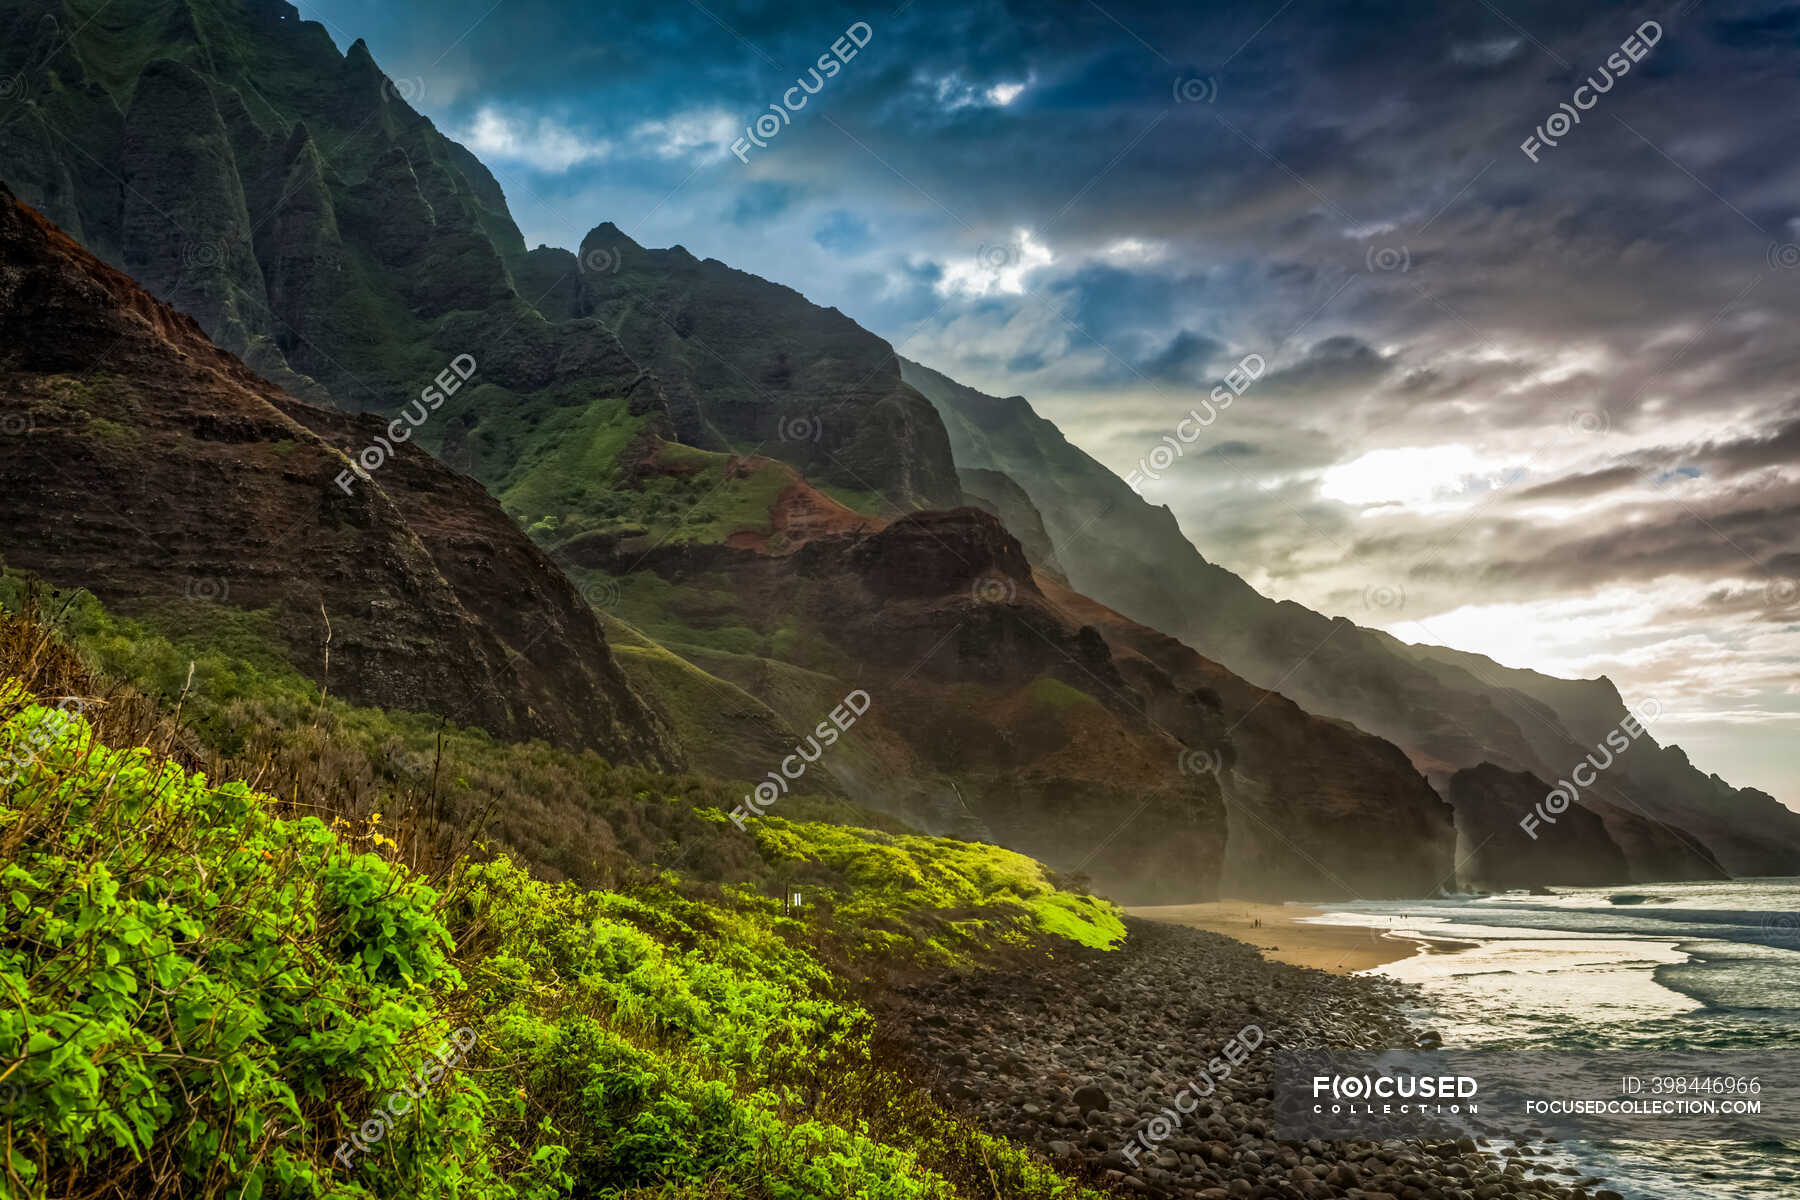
1036,579,1456,899
573,498,1230,903
1397,640,1800,877
1442,763,1726,889
957,467,1066,581
1445,764,1632,890
899,356,1800,882
525,225,962,511
0,0,525,404
0,185,676,766
569,459,1458,901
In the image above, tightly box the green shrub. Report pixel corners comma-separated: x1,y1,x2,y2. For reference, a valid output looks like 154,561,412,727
0,689,1112,1200
0,691,472,1199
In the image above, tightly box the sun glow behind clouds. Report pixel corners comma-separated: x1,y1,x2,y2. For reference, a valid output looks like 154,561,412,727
1385,575,1800,707
1389,590,1662,680
1318,445,1521,511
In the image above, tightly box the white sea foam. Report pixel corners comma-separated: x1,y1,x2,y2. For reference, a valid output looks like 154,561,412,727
1300,881,1800,1199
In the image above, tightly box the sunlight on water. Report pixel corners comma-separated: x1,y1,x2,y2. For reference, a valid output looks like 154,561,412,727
1306,880,1800,1199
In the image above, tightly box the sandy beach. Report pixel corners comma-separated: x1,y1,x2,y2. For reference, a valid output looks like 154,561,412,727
1125,901,1475,974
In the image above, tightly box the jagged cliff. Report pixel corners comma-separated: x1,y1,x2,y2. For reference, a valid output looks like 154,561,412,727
1396,639,1800,876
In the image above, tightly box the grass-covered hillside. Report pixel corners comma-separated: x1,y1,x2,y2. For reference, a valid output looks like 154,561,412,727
0,592,1122,1199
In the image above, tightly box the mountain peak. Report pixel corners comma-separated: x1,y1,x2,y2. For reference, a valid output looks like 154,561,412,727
581,221,641,252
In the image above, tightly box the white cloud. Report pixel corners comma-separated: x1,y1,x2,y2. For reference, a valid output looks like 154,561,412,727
930,74,1031,111
1450,37,1523,66
935,228,1054,298
459,107,610,171
630,110,738,161
1100,237,1166,265
986,81,1027,106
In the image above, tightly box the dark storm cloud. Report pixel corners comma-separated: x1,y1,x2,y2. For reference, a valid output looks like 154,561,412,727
1479,486,1800,592
1202,440,1258,458
1048,266,1212,349
1505,413,1800,506
1255,337,1390,394
1515,466,1644,501
1696,416,1800,475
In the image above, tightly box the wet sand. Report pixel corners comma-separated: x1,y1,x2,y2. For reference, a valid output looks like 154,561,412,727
1126,901,1476,974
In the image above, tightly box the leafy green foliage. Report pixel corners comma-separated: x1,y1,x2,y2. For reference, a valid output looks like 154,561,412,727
0,688,467,1199
0,683,1115,1199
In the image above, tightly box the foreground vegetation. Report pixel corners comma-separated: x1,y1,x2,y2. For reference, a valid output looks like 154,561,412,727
0,592,1122,1199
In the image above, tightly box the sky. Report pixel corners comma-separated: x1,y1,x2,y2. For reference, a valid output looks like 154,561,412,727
293,0,1800,804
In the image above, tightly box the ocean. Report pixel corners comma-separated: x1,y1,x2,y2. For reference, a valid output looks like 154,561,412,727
1309,879,1800,1199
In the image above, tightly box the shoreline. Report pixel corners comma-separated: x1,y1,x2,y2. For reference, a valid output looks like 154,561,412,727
889,916,1625,1200
1126,901,1480,974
